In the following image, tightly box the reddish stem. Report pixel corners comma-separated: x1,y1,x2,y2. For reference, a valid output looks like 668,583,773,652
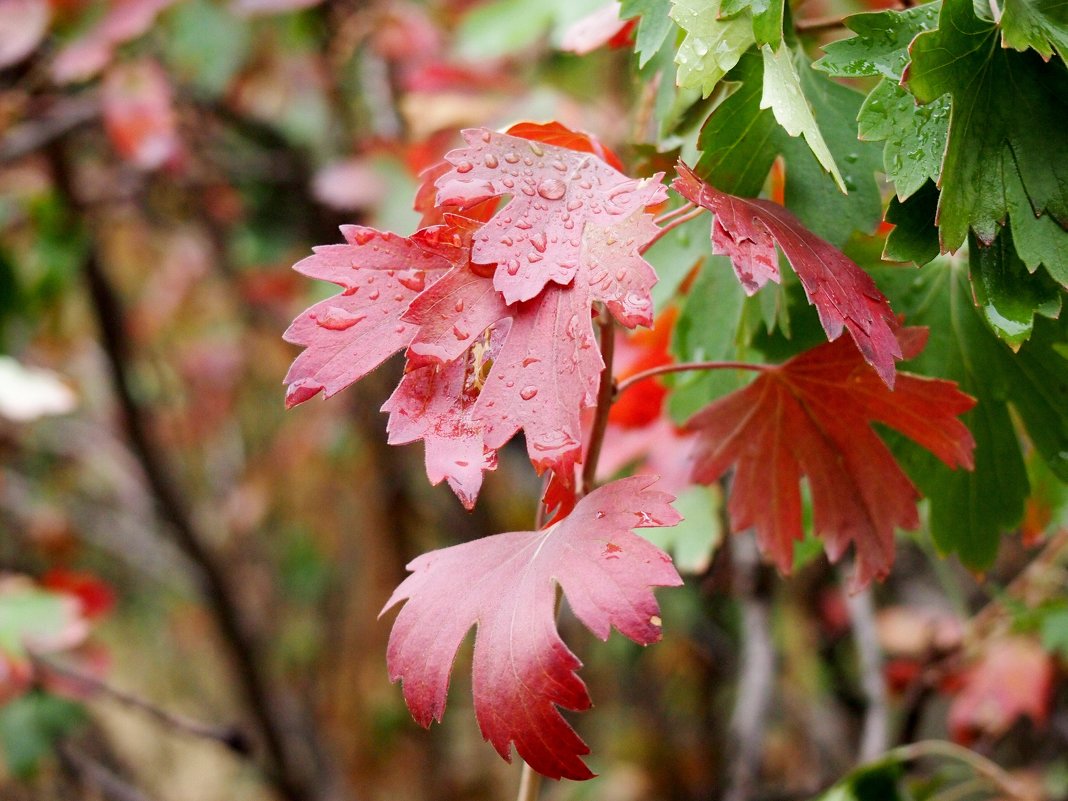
644,207,706,250
614,360,770,396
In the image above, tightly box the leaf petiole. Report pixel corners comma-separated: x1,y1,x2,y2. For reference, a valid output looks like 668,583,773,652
614,360,771,397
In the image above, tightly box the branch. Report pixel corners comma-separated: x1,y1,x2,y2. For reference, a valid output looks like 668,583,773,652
724,536,777,801
843,582,889,762
582,307,617,496
0,96,100,163
47,140,319,801
32,654,251,755
57,741,159,801
887,740,1035,800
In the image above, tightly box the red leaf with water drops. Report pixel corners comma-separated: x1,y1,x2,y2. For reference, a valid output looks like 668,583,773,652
381,475,682,780
687,329,975,589
283,226,450,407
435,128,666,306
673,162,902,386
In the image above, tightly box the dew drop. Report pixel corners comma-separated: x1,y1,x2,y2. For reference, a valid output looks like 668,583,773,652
454,299,465,312
506,260,521,275
595,511,606,519
537,179,566,200
456,160,474,174
566,198,583,211
314,307,365,331
552,160,567,172
522,356,541,367
368,288,381,300
504,152,520,164
484,153,499,168
394,324,406,334
520,386,538,400
353,229,375,245
398,271,426,292
528,141,544,157
530,232,547,253
527,252,543,263
342,286,359,296
453,324,469,340
503,177,515,188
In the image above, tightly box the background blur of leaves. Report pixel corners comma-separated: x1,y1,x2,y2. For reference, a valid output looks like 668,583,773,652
0,0,1065,800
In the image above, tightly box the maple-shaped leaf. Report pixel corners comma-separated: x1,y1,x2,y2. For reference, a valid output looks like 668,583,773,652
673,161,902,386
381,476,682,780
686,329,975,589
283,226,450,407
435,128,666,305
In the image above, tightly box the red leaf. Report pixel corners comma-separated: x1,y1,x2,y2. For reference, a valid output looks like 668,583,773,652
381,476,683,780
558,3,630,55
51,0,175,83
382,328,502,509
41,570,115,620
686,330,975,589
102,58,181,171
283,226,451,407
0,0,50,69
673,162,902,386
505,121,625,172
948,636,1054,745
436,128,665,305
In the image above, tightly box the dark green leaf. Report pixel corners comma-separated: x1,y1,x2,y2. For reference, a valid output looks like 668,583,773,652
906,0,1068,251
969,227,1061,349
1003,155,1068,286
1000,0,1068,61
0,693,86,778
884,181,940,265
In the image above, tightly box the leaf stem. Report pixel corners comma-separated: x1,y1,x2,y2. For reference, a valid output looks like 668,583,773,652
615,360,770,397
644,206,706,250
517,762,543,801
882,740,1032,800
652,201,696,226
582,307,617,496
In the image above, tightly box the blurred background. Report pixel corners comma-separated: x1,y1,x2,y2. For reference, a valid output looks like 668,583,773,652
0,1,1066,800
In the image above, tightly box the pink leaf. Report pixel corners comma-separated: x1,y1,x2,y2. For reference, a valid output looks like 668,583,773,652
283,226,450,407
381,475,683,780
0,0,50,69
51,0,176,83
102,58,181,171
436,128,666,306
673,162,902,386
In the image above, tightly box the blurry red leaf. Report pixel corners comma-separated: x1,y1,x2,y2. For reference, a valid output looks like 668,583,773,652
0,0,50,68
687,330,975,589
311,158,388,211
673,162,902,387
382,476,682,780
948,636,1054,745
435,127,663,304
609,307,677,428
102,58,181,171
51,0,175,83
283,226,451,407
559,2,631,55
41,570,115,620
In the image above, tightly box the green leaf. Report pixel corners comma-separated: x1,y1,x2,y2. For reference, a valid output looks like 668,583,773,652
1003,156,1068,286
0,585,80,658
671,0,754,97
906,0,1068,251
455,0,603,60
695,49,881,244
648,213,713,308
815,760,909,801
877,258,1068,566
857,79,948,201
884,181,940,265
622,0,674,66
639,485,724,572
162,0,250,96
760,44,844,192
814,2,941,80
1000,0,1068,61
695,50,778,196
1040,607,1068,658
668,255,749,421
0,692,86,778
719,0,783,46
969,227,1062,349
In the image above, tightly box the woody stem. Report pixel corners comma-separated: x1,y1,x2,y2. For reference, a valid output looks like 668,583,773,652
614,360,771,397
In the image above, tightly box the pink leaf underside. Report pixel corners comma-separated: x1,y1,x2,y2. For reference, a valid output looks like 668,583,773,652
686,333,974,589
404,216,606,478
672,162,901,387
435,128,667,308
381,475,683,780
283,226,450,407
382,328,505,509
51,0,175,83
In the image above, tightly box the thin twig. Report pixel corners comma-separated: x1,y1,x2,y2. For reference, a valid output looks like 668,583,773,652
32,653,251,755
843,583,889,762
581,308,617,496
888,740,1033,800
653,201,696,226
57,741,159,801
0,96,100,163
517,762,543,801
615,360,770,396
